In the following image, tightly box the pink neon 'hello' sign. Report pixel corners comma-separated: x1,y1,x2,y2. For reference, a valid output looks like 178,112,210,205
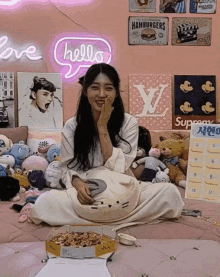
54,36,112,79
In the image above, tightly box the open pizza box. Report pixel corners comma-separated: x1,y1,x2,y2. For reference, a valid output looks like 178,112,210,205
45,224,116,260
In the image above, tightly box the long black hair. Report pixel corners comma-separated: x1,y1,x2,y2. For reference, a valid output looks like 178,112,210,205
68,63,131,171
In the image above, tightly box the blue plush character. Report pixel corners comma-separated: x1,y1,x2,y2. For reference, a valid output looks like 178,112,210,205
47,143,61,163
6,141,30,167
0,164,7,176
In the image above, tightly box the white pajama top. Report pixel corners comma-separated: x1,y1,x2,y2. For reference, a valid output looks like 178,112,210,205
60,113,139,189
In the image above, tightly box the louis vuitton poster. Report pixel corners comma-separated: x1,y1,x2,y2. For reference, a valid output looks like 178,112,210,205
128,17,169,45
129,74,172,130
185,123,220,203
172,17,212,46
190,0,216,13
129,0,156,13
173,75,216,130
160,0,186,13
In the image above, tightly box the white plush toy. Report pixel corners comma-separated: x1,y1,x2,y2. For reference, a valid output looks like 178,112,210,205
152,168,170,183
0,135,13,156
0,155,15,169
45,161,62,189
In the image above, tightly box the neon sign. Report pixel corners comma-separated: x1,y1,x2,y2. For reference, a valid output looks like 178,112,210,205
0,36,42,61
0,0,94,9
0,0,20,6
53,36,112,79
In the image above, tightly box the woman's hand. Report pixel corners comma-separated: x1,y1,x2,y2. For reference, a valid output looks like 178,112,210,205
97,97,114,128
72,177,94,205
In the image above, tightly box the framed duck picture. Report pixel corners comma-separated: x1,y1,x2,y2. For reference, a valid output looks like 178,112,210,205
173,75,216,130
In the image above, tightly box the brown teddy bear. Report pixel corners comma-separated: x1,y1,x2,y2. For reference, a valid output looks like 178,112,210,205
159,137,188,188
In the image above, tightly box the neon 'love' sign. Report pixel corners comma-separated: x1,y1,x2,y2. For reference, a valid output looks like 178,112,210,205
0,0,20,6
0,36,42,60
53,36,112,79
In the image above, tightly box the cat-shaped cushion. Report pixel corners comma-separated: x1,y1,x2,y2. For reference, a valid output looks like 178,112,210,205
68,166,141,223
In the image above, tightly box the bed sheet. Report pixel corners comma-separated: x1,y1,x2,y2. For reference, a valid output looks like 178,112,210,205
0,188,220,244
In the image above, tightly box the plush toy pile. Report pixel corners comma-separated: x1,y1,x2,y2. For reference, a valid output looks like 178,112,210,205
131,126,188,188
132,147,169,183
0,134,62,202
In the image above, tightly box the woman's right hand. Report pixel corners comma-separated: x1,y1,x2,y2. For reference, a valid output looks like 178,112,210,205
72,177,94,205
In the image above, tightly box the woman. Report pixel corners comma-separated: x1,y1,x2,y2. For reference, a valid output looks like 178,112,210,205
28,63,184,226
18,76,63,129
61,63,139,204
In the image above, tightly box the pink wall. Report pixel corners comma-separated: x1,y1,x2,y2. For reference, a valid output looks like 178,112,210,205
0,0,219,126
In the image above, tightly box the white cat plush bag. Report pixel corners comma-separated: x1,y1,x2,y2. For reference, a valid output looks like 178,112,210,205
68,166,141,222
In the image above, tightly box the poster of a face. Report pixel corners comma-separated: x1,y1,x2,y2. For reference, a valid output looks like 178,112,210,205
18,73,63,130
0,72,14,128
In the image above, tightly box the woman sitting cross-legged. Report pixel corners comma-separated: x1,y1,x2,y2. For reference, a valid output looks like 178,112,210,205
28,63,184,227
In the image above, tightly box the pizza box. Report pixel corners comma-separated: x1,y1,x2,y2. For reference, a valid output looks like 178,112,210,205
45,225,116,259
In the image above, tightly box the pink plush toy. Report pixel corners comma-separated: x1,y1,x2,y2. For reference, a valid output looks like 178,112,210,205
21,155,49,173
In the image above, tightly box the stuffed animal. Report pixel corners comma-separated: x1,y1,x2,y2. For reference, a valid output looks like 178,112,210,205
0,155,15,168
136,126,152,161
159,137,187,188
12,167,30,190
132,148,167,182
37,139,55,158
131,126,152,179
152,168,170,183
0,164,14,176
22,155,49,173
0,175,25,201
0,176,20,201
0,135,13,156
72,166,141,222
45,161,62,188
46,144,61,163
28,170,47,191
6,141,30,167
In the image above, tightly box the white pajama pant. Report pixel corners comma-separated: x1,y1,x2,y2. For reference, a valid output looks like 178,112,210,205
31,182,184,226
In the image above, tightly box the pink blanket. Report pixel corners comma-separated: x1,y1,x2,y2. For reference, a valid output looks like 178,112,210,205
1,188,220,244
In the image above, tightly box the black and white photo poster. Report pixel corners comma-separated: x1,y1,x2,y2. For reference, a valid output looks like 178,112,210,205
18,72,63,129
0,72,15,128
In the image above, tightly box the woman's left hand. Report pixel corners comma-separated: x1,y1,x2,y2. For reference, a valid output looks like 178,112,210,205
97,97,114,128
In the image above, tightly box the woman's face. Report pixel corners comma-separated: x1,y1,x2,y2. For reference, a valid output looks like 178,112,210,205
33,89,54,113
86,73,116,114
